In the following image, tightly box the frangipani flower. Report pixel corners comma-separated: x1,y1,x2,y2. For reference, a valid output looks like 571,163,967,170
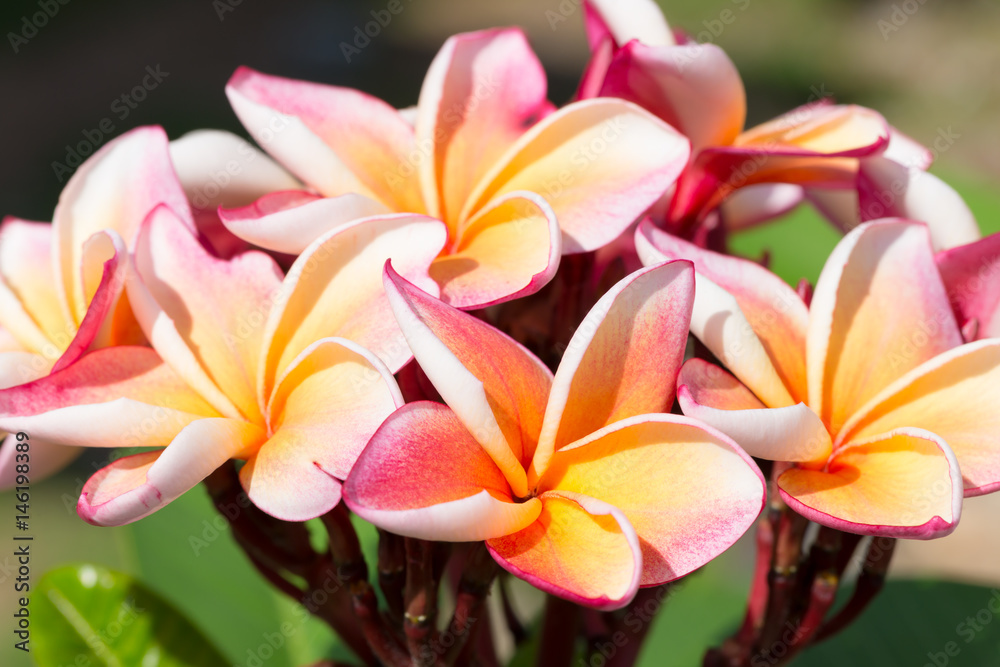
0,127,189,487
936,231,1000,341
220,28,691,308
0,205,447,524
581,0,980,251
0,126,302,489
345,261,765,609
637,218,1000,538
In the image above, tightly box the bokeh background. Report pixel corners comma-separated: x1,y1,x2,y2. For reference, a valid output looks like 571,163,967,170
1,0,999,665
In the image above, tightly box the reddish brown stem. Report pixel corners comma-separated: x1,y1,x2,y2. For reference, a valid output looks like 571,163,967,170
204,462,316,576
245,552,304,600
404,538,442,666
604,585,673,667
353,581,411,667
444,543,499,666
536,596,579,667
378,529,408,625
753,478,808,656
814,537,896,642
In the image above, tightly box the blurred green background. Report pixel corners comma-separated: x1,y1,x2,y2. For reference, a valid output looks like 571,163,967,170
1,0,999,665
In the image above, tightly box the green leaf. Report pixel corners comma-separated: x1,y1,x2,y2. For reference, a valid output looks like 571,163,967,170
32,563,229,667
796,580,1000,666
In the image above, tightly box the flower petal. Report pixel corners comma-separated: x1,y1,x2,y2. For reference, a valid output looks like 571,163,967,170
531,261,694,481
721,184,804,231
416,28,551,224
670,104,888,224
487,490,642,610
804,187,860,234
677,359,831,463
51,230,130,373
936,232,1000,340
778,428,962,539
54,126,193,326
858,157,979,251
384,265,553,497
839,340,1000,497
584,0,675,48
130,206,283,423
242,338,403,521
79,418,265,526
0,218,68,355
343,401,541,542
432,191,561,308
539,414,764,585
600,41,745,151
260,214,447,400
226,67,424,213
168,129,302,210
0,353,69,489
219,192,391,255
0,436,81,490
464,98,690,253
636,220,809,403
807,220,963,436
0,346,220,448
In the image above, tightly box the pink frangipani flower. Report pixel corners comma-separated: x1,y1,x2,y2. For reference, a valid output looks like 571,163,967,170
344,260,765,609
220,28,691,309
637,218,1000,538
0,203,447,525
0,126,302,489
581,0,980,250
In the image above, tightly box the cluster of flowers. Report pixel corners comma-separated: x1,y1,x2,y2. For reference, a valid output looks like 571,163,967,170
1,0,998,614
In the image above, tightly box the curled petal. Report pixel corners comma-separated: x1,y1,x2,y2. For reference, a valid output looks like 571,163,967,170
538,414,764,585
243,338,403,521
432,191,561,309
78,418,265,526
721,184,804,231
487,490,642,611
858,157,979,251
53,230,130,372
219,192,390,255
839,340,1000,497
677,359,831,463
804,188,860,234
54,126,192,326
778,428,962,540
344,402,541,542
671,104,889,223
